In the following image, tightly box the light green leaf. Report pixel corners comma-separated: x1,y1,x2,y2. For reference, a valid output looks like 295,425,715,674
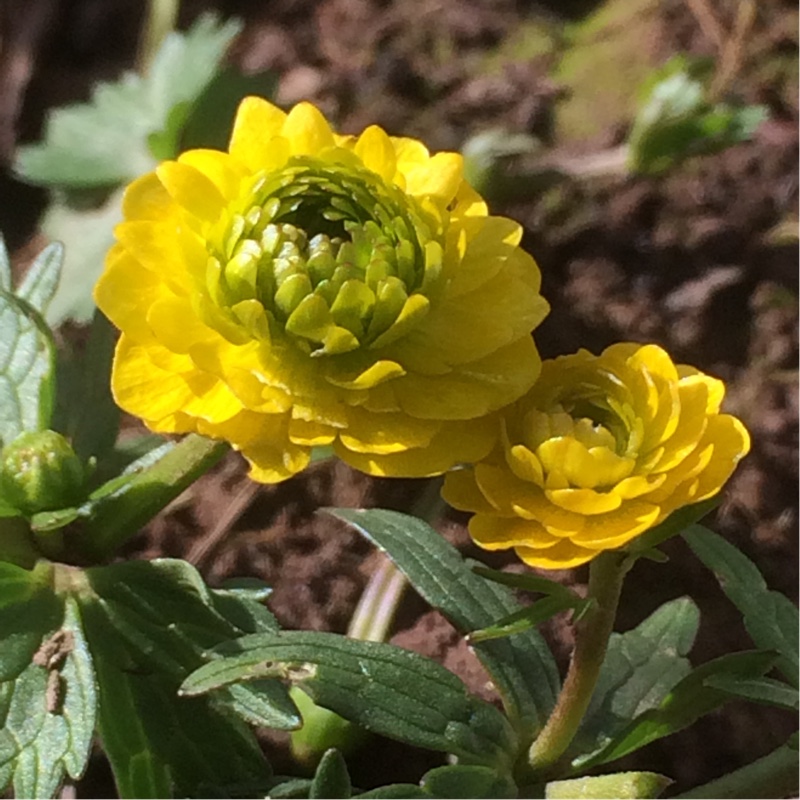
572,598,699,768
0,594,96,799
15,14,242,189
327,509,559,736
182,630,518,770
683,525,799,686
0,588,62,682
469,595,583,643
546,771,672,799
0,241,62,443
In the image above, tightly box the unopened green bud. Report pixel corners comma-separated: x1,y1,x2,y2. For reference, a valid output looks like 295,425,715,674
1,431,85,515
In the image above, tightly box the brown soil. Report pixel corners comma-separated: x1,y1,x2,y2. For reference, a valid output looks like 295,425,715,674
2,0,797,796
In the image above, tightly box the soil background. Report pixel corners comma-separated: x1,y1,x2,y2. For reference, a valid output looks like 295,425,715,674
0,0,797,796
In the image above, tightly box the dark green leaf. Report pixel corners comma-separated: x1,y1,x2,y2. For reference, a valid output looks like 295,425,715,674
702,674,799,711
572,598,699,767
218,681,301,730
0,587,62,681
80,560,278,798
471,566,582,602
469,595,582,643
327,509,559,736
577,651,777,769
0,562,39,609
269,777,314,798
310,749,351,799
182,630,518,769
353,786,429,799
0,241,61,443
15,14,241,189
421,764,516,799
683,525,799,686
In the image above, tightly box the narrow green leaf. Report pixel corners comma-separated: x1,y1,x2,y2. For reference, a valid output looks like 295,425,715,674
310,749,351,799
353,786,428,799
469,595,581,643
218,681,301,730
626,498,719,554
683,525,799,686
471,566,582,602
702,674,799,711
572,598,700,767
546,771,672,799
577,650,777,770
327,508,559,736
421,764,516,799
269,777,315,798
0,237,11,291
182,630,518,769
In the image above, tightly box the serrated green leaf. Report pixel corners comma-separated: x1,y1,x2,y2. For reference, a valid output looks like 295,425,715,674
576,650,777,770
327,509,559,737
15,14,241,189
182,630,518,770
546,771,671,799
0,278,60,443
683,525,799,687
0,594,96,799
702,674,799,711
571,597,699,768
421,764,516,799
310,749,351,799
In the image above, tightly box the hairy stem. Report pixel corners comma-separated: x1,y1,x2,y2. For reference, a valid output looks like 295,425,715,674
528,550,632,774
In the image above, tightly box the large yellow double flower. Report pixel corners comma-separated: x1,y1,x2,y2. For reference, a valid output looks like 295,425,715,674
94,98,549,481
443,343,750,569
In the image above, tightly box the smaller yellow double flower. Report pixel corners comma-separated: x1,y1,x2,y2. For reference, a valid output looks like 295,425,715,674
443,343,750,569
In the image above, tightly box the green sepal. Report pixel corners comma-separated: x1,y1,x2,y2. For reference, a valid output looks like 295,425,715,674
309,749,351,799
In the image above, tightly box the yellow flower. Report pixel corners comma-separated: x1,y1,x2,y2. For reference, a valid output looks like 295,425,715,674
94,98,548,482
442,343,750,569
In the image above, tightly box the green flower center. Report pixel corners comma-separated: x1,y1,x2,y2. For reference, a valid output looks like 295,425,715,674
205,156,445,356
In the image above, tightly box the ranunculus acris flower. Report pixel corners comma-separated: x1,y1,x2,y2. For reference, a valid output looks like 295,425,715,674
94,98,548,481
443,343,750,568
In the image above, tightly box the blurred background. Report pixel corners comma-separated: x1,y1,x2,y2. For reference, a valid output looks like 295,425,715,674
0,0,796,793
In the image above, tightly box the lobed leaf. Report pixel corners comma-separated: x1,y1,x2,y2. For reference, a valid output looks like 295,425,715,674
327,508,559,737
182,630,518,770
683,525,799,687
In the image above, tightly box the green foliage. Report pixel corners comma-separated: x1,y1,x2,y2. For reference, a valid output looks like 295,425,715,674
309,749,351,799
181,630,518,771
628,55,768,174
15,14,241,189
683,525,799,688
545,771,672,799
0,238,61,445
328,508,560,737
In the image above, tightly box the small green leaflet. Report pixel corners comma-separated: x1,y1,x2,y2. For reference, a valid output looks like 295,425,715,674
0,238,62,444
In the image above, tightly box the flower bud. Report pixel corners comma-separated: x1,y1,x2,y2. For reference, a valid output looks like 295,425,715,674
1,431,85,515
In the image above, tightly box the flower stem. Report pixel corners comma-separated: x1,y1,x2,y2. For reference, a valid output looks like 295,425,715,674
136,0,180,73
528,550,633,774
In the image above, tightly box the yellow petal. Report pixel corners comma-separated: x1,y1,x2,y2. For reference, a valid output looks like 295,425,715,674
229,96,288,171
514,541,597,570
288,417,336,446
146,295,217,354
122,171,176,220
403,152,464,205
282,102,336,155
178,149,244,203
545,487,622,515
442,467,497,515
326,360,406,390
354,125,396,183
469,515,562,551
338,409,437,454
691,415,750,501
156,161,226,222
571,501,660,548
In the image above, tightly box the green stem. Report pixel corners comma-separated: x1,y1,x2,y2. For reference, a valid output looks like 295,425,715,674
528,550,632,774
347,555,407,641
79,434,227,563
675,739,799,799
136,0,180,73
